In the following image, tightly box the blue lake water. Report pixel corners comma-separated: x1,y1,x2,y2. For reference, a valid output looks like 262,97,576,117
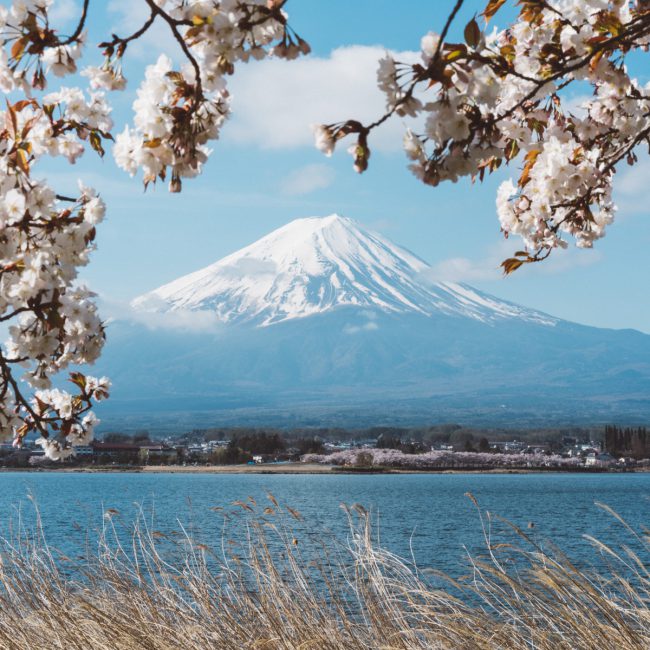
1,471,648,576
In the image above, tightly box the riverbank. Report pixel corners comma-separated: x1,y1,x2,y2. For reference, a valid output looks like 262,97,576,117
2,462,646,474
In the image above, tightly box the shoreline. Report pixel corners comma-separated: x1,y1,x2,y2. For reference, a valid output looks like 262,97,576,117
1,463,646,475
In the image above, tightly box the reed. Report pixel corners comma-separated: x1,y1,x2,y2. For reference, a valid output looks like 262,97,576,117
0,494,646,649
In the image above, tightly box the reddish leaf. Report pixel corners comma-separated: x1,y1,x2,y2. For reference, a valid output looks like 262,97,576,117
519,149,540,187
482,0,507,23
464,17,481,48
11,37,26,61
501,258,524,275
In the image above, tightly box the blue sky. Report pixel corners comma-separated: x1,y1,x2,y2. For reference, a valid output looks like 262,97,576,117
43,0,650,333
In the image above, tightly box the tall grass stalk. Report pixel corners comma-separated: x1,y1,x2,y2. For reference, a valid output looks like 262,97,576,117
0,495,646,649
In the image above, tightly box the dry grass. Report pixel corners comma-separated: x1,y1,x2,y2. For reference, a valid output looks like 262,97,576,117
0,494,646,649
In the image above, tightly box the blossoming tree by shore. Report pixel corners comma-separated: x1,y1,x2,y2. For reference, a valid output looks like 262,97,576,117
1,0,649,458
302,447,586,470
0,0,307,458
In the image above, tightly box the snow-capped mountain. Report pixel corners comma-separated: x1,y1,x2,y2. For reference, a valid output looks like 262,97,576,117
133,214,555,327
93,214,650,431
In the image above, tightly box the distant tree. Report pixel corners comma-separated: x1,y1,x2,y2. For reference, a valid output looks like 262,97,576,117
478,437,490,453
605,424,649,459
355,451,374,468
204,430,226,443
450,430,475,450
233,432,286,455
210,443,252,465
133,432,152,445
376,434,402,450
294,437,324,455
464,440,477,453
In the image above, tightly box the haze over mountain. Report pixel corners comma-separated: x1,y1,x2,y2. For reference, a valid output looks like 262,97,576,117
94,215,650,431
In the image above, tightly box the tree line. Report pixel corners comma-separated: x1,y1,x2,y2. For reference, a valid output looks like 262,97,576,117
604,425,650,459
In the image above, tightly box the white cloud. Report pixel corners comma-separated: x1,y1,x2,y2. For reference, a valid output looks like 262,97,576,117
99,296,223,333
614,156,650,216
49,0,81,26
97,7,422,154
343,310,379,334
226,45,420,152
344,321,379,334
425,241,602,284
281,163,335,195
41,170,136,198
107,0,178,60
425,255,501,283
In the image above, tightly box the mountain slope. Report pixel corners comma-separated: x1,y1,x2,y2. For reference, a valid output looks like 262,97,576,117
96,309,650,430
133,214,556,327
91,214,650,430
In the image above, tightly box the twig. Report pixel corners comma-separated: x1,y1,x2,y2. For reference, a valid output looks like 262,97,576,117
142,0,204,100
58,0,90,46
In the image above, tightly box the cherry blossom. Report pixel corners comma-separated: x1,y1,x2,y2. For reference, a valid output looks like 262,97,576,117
0,0,307,456
303,448,584,470
318,0,650,272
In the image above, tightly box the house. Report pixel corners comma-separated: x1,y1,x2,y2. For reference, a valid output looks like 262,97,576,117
91,442,141,464
139,445,178,464
585,452,615,467
595,452,615,466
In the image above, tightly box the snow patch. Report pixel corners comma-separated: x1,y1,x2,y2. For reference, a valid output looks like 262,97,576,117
133,214,558,328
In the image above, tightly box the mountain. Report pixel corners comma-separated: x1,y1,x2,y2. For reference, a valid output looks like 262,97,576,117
133,214,555,327
93,215,650,431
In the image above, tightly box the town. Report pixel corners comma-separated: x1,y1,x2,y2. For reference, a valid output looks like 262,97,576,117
1,425,648,471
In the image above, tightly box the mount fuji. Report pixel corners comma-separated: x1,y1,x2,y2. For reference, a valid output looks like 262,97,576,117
133,214,556,328
95,215,650,430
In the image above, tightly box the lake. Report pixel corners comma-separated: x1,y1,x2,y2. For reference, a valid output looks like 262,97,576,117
1,471,647,577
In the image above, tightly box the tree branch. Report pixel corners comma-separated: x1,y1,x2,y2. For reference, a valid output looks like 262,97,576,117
142,0,204,100
0,353,47,436
58,0,90,46
433,0,465,65
100,10,156,55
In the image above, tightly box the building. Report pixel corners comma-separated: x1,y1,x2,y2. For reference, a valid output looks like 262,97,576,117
139,445,178,464
585,452,615,467
91,442,141,464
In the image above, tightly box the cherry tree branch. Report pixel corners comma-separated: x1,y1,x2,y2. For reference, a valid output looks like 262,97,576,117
0,353,47,436
143,0,204,99
99,10,157,55
433,0,465,64
58,0,90,45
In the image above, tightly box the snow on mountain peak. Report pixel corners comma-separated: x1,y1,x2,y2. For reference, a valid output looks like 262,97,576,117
133,214,556,327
